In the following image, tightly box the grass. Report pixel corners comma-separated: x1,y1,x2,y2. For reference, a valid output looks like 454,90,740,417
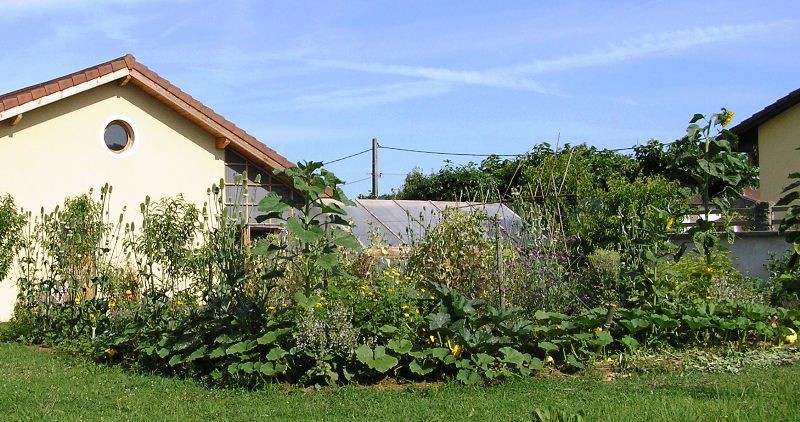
1,342,800,421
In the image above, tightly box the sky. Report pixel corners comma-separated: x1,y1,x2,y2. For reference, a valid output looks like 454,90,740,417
1,0,799,197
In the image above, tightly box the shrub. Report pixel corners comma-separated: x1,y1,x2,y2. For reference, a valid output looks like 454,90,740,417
407,209,500,300
766,251,800,309
0,194,25,281
659,252,765,304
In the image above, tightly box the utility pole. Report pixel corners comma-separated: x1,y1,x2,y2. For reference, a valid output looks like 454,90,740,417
371,138,379,198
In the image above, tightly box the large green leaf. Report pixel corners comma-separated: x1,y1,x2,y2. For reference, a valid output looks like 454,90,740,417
499,347,526,367
266,346,287,361
331,228,361,249
226,340,255,355
355,344,398,373
387,338,413,354
209,346,226,359
426,312,451,330
184,345,208,363
592,331,613,347
355,344,374,365
456,368,482,385
538,341,559,354
372,346,399,373
286,216,323,244
257,328,292,345
409,359,435,376
620,335,640,351
315,253,338,271
256,193,291,216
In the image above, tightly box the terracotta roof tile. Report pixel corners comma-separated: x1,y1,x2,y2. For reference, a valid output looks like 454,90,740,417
2,97,18,109
30,87,46,100
16,92,32,105
0,54,294,170
57,79,73,90
71,73,87,85
97,64,113,76
44,83,60,95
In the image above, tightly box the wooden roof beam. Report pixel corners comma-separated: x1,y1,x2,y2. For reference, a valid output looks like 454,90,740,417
216,137,231,149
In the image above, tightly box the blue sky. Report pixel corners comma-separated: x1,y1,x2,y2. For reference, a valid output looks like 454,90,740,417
2,0,799,196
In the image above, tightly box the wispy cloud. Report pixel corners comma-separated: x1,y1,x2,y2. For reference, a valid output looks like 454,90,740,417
297,19,797,107
500,20,798,76
0,0,191,21
304,59,553,93
290,81,452,109
617,96,639,106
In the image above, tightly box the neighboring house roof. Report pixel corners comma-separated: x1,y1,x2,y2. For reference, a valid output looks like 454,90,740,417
731,87,800,136
0,54,293,172
324,198,523,247
731,87,800,165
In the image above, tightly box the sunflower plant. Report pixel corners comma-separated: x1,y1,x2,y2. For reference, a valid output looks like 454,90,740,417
671,109,758,264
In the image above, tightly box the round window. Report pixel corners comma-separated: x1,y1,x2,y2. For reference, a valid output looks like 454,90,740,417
104,120,133,153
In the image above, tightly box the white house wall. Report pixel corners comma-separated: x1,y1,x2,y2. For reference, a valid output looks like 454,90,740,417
0,82,226,320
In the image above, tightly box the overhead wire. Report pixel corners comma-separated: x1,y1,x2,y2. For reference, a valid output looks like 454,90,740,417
378,145,524,157
344,176,372,185
323,148,371,165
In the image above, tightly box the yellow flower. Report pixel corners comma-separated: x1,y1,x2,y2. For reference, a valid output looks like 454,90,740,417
594,327,603,333
785,328,798,344
108,300,116,309
177,300,185,306
544,355,554,365
89,312,96,320
268,306,276,311
705,267,714,274
429,335,436,343
718,109,735,128
105,348,117,358
666,217,675,230
74,298,81,305
125,289,132,295
402,305,410,310
403,313,410,318
447,339,463,357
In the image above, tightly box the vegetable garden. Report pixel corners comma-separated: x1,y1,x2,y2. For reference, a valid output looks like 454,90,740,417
1,109,799,390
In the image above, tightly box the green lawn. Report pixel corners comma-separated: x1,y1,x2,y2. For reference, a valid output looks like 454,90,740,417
1,342,799,421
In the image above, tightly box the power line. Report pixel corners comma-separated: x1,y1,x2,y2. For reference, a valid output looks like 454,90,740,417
379,144,524,157
324,148,371,165
344,176,372,185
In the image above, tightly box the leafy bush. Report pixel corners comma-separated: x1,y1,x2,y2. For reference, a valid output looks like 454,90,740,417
658,252,765,304
766,252,800,308
0,194,25,281
407,209,500,300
